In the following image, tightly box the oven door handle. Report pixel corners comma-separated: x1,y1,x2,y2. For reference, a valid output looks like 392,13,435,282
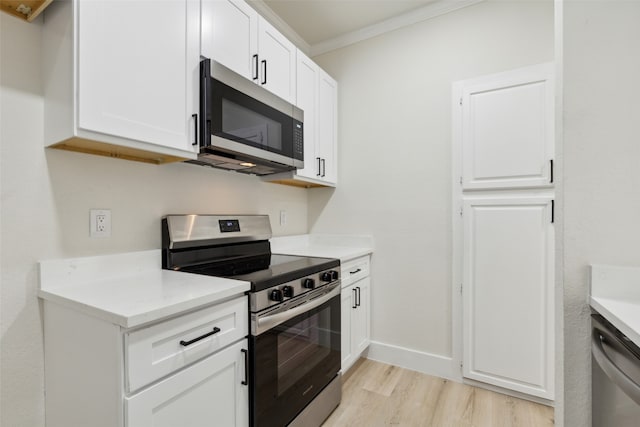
255,282,340,335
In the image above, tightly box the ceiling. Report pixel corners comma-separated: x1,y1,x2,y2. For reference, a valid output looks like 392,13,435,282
261,0,439,46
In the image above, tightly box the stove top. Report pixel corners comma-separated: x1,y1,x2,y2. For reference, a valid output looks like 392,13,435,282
180,253,339,292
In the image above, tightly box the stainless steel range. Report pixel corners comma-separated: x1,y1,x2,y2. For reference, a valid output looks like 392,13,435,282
162,215,342,427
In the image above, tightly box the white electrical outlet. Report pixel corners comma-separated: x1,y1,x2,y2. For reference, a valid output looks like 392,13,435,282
90,209,111,238
280,210,287,226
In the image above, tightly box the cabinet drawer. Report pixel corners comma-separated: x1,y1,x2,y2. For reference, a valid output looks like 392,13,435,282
125,339,249,427
125,296,248,393
341,256,370,288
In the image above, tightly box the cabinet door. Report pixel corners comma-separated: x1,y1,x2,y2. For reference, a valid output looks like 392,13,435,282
257,17,296,103
341,286,355,372
353,277,371,355
317,69,338,184
462,197,554,399
77,0,199,152
126,340,249,427
295,50,320,180
201,0,258,81
460,63,554,190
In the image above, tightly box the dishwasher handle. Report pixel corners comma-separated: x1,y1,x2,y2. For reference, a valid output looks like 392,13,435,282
592,326,640,405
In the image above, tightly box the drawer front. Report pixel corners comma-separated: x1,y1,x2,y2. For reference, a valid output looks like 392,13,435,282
341,256,370,288
125,296,248,393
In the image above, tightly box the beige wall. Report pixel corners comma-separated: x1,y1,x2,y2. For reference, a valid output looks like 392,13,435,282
310,0,554,359
562,1,640,426
0,13,308,425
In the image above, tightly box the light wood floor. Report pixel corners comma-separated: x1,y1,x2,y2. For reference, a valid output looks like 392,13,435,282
322,359,554,427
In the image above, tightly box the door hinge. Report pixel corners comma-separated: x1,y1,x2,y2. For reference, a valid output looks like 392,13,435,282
460,283,463,294
460,361,463,371
459,176,463,185
551,199,555,223
459,207,463,217
459,97,463,106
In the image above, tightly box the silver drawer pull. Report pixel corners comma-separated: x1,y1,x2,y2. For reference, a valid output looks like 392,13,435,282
179,327,221,347
350,268,362,275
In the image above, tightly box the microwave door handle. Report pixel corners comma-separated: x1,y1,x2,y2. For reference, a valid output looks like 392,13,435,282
199,59,211,147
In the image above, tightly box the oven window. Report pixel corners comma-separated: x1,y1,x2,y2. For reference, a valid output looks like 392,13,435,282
277,310,331,395
222,98,282,150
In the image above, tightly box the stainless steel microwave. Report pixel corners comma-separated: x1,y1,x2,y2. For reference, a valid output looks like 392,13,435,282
188,58,304,176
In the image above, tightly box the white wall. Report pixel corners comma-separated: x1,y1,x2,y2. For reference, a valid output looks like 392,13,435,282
310,0,554,367
0,14,308,425
562,1,640,426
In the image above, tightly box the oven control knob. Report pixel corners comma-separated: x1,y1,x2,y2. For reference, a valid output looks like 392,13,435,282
270,289,284,302
321,271,338,282
282,285,294,298
302,278,315,289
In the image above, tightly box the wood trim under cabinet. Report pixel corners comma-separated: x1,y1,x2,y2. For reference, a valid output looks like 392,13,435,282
48,137,189,165
1,0,53,22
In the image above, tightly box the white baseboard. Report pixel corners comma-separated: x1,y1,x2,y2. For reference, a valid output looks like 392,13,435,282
365,341,460,382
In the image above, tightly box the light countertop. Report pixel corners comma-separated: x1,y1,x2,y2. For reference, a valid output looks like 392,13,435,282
39,250,250,329
270,234,374,262
590,264,640,347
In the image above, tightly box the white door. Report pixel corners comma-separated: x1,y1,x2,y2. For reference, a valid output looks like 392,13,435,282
353,277,371,355
317,69,338,184
462,197,554,399
295,50,319,180
341,285,354,371
77,0,199,152
257,17,296,103
201,0,258,81
126,340,249,427
460,63,554,190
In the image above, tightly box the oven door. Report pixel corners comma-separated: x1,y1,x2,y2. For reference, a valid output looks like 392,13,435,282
250,282,341,427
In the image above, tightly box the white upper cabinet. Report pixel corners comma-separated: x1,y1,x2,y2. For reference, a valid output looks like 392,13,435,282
294,51,320,181
262,49,338,187
201,0,258,81
460,63,554,190
317,68,338,184
257,17,296,103
43,0,200,164
201,0,296,103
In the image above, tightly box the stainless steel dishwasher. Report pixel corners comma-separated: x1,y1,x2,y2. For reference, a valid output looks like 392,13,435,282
592,313,640,426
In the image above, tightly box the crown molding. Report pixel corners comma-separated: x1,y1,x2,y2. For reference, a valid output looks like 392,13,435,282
310,0,485,57
249,0,312,55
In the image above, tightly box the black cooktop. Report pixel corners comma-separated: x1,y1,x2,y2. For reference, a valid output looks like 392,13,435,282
180,253,339,292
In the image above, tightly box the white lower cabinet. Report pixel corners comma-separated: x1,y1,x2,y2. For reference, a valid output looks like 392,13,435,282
462,197,554,399
126,340,248,427
341,256,371,372
43,295,249,427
